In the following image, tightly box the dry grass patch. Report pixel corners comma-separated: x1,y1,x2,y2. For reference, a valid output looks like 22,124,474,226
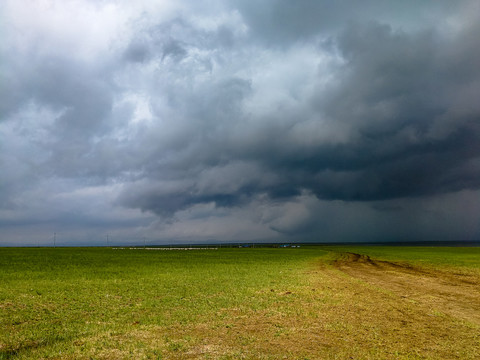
143,254,479,359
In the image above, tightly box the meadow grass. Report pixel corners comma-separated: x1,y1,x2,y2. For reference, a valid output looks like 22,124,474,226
0,247,326,359
0,246,479,359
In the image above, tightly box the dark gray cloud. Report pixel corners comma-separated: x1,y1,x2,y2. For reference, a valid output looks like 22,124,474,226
1,0,480,245
120,17,480,210
232,0,461,44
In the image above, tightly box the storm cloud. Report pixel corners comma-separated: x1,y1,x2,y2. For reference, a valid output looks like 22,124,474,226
1,0,480,245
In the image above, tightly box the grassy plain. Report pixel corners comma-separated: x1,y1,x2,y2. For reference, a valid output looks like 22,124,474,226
0,246,479,359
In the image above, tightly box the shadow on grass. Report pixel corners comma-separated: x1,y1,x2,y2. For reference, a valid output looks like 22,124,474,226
0,334,71,360
0,343,36,360
0,348,22,360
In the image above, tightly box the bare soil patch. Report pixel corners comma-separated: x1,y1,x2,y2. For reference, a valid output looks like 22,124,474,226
333,252,480,326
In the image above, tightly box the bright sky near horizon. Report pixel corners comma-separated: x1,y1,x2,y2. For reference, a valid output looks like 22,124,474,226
1,0,480,246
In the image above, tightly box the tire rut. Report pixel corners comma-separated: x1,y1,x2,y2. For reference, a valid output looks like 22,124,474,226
333,252,480,325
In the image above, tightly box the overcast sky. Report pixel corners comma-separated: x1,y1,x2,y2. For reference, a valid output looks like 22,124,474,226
2,0,480,246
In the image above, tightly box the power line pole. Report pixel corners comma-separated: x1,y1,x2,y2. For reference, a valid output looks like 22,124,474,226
106,234,109,247
53,232,56,248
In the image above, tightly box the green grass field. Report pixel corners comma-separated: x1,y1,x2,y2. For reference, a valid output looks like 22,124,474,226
1,246,479,359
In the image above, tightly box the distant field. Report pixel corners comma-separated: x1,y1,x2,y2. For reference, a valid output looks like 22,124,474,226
0,246,479,359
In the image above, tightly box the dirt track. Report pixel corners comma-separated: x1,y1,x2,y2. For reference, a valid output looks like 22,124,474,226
333,253,480,325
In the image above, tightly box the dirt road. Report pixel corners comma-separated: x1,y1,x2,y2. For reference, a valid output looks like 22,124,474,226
333,252,480,325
